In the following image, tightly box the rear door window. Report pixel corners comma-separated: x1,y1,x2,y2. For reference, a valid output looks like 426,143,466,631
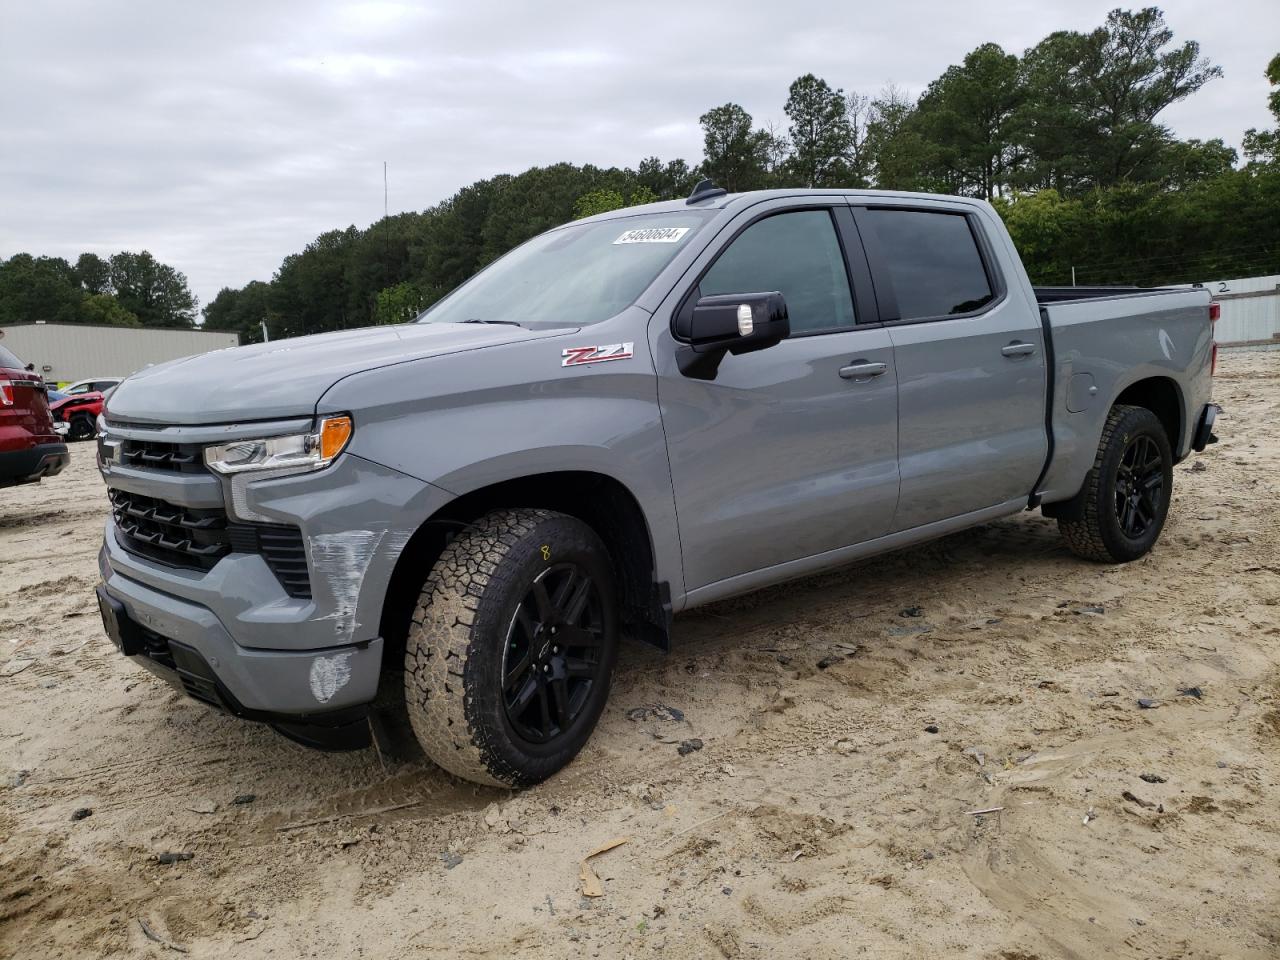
863,209,995,320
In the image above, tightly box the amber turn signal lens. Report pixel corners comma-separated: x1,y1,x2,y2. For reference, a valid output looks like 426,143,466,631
319,415,353,461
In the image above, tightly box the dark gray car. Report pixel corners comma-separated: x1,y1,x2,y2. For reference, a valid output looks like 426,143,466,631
95,186,1219,785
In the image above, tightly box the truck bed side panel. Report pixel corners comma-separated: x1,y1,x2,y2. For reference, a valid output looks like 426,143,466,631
1037,290,1212,504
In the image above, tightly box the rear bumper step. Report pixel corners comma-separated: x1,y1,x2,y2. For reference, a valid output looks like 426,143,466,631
1192,403,1220,453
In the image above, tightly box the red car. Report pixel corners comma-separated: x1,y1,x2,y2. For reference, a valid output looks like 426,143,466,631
0,344,69,487
49,390,105,441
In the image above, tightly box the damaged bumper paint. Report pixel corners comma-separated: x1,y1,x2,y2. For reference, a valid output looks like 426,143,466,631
98,433,452,716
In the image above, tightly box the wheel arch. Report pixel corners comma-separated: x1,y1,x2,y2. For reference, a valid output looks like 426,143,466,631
1042,380,1182,523
1112,375,1185,460
379,469,670,674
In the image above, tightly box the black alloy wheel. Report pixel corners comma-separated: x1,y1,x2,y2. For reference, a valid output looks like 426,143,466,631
404,507,620,787
501,563,604,745
1114,434,1164,540
1056,404,1173,563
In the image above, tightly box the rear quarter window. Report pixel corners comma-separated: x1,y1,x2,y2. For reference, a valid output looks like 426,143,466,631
0,345,24,370
864,209,995,321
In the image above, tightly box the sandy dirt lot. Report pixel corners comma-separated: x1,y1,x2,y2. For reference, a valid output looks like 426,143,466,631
2,353,1278,960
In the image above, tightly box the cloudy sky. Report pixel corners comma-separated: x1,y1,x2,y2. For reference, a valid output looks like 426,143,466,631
2,0,1276,313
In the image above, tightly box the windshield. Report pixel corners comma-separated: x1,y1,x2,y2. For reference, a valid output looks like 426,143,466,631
417,211,711,328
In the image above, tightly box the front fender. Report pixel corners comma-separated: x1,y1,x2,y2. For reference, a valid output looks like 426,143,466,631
316,312,683,601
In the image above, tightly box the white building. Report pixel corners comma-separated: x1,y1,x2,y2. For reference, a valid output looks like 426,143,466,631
0,322,239,384
1193,274,1280,346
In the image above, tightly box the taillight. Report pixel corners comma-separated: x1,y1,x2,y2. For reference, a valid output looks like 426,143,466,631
1209,302,1221,323
0,380,12,406
1211,342,1218,377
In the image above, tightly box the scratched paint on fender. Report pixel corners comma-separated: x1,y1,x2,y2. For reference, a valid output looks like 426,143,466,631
308,530,382,642
308,529,413,643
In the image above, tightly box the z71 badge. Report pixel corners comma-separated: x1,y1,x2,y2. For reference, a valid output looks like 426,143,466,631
561,342,634,367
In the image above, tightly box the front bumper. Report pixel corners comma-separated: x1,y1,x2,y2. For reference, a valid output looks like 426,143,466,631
95,585,376,748
96,420,454,736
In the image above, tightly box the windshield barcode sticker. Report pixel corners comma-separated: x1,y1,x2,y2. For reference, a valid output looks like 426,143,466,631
613,227,690,245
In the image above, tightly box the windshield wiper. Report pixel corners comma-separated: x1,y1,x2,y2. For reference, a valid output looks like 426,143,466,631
458,318,524,327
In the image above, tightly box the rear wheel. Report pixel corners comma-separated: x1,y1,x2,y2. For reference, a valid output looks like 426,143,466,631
1058,404,1173,563
404,508,618,787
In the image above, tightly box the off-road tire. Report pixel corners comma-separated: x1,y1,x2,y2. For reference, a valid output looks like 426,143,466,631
1058,404,1173,563
404,508,619,787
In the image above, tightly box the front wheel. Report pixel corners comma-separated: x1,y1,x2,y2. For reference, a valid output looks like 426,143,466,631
1058,404,1173,563
404,508,619,787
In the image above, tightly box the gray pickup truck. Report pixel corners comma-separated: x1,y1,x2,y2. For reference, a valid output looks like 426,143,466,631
95,184,1219,786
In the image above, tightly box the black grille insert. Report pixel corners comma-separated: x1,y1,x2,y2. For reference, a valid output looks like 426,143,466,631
119,438,206,474
109,489,312,598
109,489,229,569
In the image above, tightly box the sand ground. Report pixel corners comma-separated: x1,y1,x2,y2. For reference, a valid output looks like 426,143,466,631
2,352,1278,960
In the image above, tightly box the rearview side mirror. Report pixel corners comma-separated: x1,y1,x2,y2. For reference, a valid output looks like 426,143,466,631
675,291,790,379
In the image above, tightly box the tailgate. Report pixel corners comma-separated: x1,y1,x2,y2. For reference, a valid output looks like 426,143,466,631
0,367,59,446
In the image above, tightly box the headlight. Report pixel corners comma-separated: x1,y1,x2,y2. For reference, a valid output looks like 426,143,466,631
204,414,353,475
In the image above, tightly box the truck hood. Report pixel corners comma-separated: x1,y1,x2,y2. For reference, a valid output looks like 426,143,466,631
106,322,567,425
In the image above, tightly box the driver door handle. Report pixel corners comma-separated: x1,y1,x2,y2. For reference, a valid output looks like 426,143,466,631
1001,341,1036,358
839,360,888,381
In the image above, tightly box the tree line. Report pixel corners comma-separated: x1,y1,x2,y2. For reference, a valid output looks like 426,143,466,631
3,8,1277,339
0,250,197,329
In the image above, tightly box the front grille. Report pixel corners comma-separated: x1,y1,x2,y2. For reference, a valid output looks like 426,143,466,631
119,438,206,474
109,488,312,599
109,489,229,569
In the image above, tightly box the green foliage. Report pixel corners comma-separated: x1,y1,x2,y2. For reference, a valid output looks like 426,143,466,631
1243,53,1280,165
0,254,86,324
373,281,426,325
573,189,625,219
996,165,1280,286
202,280,273,342
698,103,775,191
863,86,934,191
634,157,701,200
783,74,853,188
911,44,1025,199
0,250,189,328
74,253,110,295
107,251,198,327
80,293,141,326
1014,7,1222,193
627,185,660,206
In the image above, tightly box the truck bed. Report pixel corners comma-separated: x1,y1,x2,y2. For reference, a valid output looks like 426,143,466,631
1034,285,1163,304
1034,286,1214,506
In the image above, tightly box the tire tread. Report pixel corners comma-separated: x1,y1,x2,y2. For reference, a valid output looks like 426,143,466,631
404,508,554,787
1058,404,1169,563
